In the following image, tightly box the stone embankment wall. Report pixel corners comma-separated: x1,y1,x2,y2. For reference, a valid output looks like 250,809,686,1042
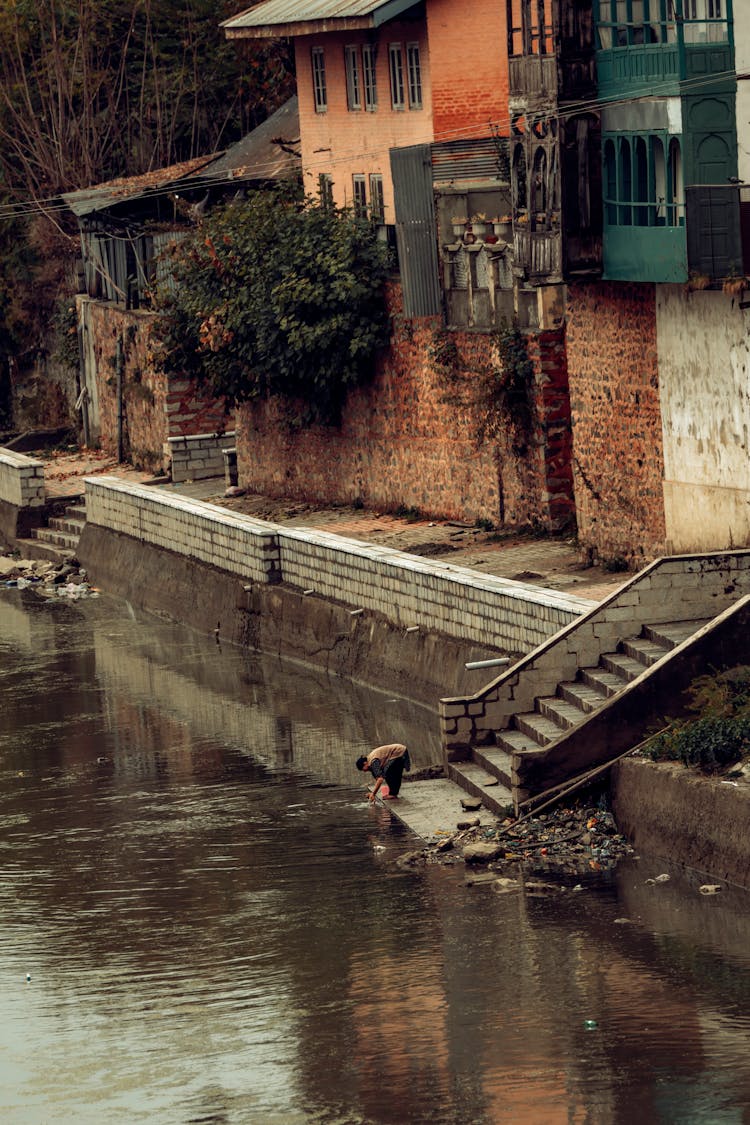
612,759,750,889
0,448,45,545
235,287,575,531
80,477,591,698
565,281,667,565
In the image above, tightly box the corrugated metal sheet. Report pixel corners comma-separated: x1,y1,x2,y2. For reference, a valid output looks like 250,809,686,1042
223,0,417,35
61,157,215,218
390,144,442,318
431,137,510,186
153,231,189,298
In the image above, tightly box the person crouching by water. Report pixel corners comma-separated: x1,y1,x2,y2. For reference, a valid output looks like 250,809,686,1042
356,743,411,801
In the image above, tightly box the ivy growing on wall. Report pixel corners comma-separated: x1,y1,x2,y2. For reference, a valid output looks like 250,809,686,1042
430,320,536,454
155,188,390,426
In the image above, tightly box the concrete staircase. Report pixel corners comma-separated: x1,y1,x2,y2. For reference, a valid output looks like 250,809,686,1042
447,617,710,817
19,497,86,563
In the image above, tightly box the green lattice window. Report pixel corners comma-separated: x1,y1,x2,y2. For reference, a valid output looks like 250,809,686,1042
603,133,684,228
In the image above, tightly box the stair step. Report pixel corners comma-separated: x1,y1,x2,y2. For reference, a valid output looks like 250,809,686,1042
447,761,513,818
12,537,74,564
33,528,80,549
496,729,542,755
559,680,610,713
537,696,587,730
621,636,670,666
580,665,629,697
48,517,85,535
515,711,566,746
600,651,651,682
472,745,513,786
65,503,87,519
644,619,711,648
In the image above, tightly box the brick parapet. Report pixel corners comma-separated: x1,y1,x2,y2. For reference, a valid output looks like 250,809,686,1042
0,449,46,508
82,475,590,655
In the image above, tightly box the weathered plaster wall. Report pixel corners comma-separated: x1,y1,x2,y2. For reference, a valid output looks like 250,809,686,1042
566,281,667,563
80,300,228,473
656,286,750,552
735,7,750,184
236,288,574,529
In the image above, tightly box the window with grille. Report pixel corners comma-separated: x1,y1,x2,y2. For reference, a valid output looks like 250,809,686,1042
318,173,334,211
311,48,327,112
363,45,378,110
389,44,405,110
369,174,385,222
406,44,422,109
345,46,362,110
352,175,367,217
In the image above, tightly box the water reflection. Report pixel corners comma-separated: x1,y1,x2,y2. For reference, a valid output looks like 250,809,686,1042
1,588,749,1124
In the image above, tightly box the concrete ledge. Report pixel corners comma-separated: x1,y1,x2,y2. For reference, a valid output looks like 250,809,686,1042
612,757,750,889
167,431,236,483
81,476,592,659
0,448,45,508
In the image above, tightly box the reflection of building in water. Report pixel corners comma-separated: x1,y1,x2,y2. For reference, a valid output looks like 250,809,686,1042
91,617,441,787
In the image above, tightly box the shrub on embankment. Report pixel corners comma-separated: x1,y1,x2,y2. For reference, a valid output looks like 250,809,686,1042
642,666,750,773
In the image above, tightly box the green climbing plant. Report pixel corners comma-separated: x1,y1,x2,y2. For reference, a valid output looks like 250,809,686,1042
430,320,536,453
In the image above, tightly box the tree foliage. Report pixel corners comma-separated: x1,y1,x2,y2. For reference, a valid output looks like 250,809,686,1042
0,0,294,198
155,190,391,425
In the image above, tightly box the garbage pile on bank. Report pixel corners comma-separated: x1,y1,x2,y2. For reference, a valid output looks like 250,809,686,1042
397,795,634,878
1,556,98,600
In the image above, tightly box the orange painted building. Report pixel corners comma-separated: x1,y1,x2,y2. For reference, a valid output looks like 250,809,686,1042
224,0,510,219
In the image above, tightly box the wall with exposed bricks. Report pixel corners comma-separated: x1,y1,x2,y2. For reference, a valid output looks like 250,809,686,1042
82,475,591,655
80,300,229,476
426,0,509,140
236,284,575,530
565,281,667,564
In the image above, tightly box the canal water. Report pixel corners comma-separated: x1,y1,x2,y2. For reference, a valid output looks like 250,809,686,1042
1,587,750,1125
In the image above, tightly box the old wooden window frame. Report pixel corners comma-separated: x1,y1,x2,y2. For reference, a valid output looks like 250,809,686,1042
311,47,327,113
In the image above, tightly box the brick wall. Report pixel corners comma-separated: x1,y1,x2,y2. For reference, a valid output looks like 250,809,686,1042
235,284,574,529
0,449,45,508
82,302,228,474
566,282,667,563
426,0,509,139
527,329,575,532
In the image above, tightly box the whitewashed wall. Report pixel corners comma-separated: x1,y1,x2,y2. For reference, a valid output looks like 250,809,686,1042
656,286,750,552
735,5,750,184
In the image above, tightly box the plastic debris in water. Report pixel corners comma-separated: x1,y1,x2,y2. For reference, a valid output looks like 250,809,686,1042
584,1019,598,1030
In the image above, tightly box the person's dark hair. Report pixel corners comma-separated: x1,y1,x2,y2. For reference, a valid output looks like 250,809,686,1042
355,756,367,771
